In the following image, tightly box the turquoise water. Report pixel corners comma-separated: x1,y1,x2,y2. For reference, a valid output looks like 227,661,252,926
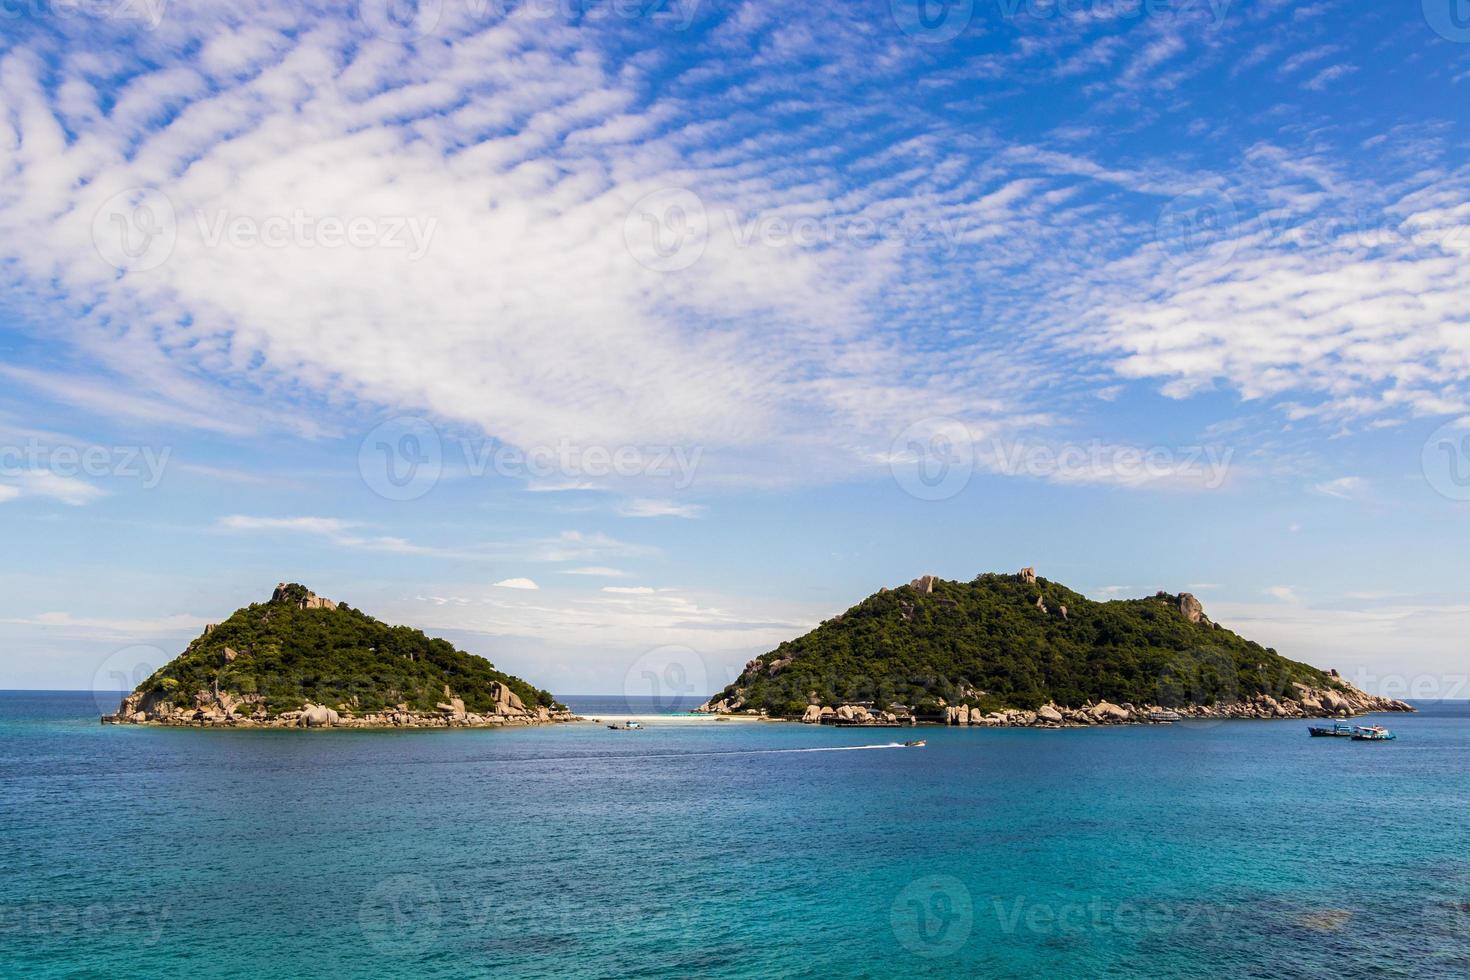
2,692,1468,978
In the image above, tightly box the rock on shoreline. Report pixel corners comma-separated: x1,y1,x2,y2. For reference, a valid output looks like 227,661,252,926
102,682,578,730
698,680,1414,728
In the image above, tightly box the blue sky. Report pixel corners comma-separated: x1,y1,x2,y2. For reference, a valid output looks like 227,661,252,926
1,0,1468,699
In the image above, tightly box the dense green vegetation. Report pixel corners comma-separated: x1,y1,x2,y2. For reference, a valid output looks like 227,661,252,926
709,573,1339,718
131,585,559,716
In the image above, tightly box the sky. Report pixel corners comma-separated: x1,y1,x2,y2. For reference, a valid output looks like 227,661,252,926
1,0,1468,701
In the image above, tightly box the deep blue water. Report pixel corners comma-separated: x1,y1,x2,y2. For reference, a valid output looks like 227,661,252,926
3,692,1468,978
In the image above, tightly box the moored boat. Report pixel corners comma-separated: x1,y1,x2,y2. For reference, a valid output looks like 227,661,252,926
607,720,644,731
1351,725,1395,741
1308,723,1355,737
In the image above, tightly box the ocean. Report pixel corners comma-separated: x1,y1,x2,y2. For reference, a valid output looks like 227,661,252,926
2,691,1467,978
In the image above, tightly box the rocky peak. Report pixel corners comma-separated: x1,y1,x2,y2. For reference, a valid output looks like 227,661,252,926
1178,592,1204,624
909,575,938,593
271,582,338,611
1018,566,1037,585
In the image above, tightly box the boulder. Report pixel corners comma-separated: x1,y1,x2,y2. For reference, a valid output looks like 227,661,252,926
909,575,937,594
801,705,822,723
1178,593,1204,624
489,682,525,712
836,705,855,721
1037,704,1063,724
298,704,339,728
1091,701,1130,722
1018,567,1037,585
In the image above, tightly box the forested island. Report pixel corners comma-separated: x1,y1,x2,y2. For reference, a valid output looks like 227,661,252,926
103,584,573,728
698,569,1414,727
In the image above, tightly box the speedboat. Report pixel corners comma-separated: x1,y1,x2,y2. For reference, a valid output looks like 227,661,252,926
1308,723,1355,737
903,739,926,748
1351,725,1395,741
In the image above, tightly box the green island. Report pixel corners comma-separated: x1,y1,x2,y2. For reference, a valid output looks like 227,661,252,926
698,569,1414,726
103,583,573,728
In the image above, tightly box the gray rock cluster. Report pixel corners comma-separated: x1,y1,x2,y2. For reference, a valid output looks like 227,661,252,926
103,679,575,729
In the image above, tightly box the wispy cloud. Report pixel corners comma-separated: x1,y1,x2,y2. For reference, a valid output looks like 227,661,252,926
492,578,539,590
618,499,707,519
1312,476,1367,500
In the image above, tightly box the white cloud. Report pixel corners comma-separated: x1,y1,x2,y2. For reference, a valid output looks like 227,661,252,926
217,515,356,535
1302,64,1357,92
560,566,626,577
492,577,539,590
1,471,108,506
618,499,707,519
0,611,206,638
1312,476,1366,500
1265,586,1299,603
602,586,656,594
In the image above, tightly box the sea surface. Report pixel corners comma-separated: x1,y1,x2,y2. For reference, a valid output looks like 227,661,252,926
2,691,1468,978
